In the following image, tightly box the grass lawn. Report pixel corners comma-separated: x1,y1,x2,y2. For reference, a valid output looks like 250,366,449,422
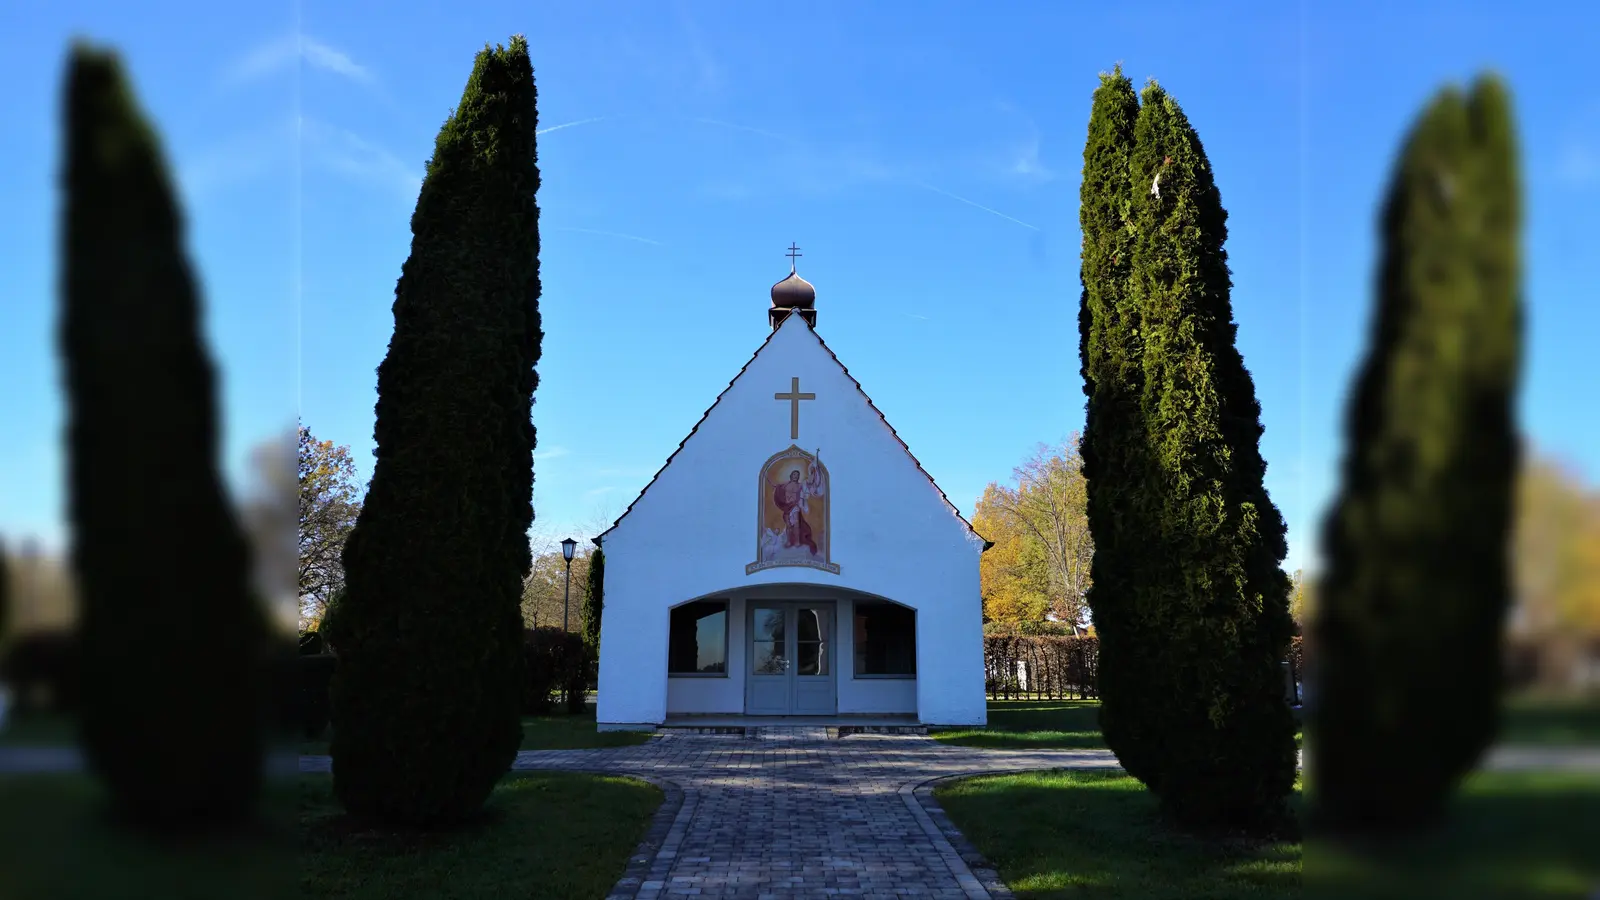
0,710,78,747
1500,693,1600,746
0,772,299,900
936,769,1301,899
0,769,661,900
298,707,653,755
932,699,1305,750
301,770,661,899
937,768,1600,899
1309,769,1600,900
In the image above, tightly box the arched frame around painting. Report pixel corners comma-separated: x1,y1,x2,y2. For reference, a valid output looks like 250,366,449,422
746,444,841,576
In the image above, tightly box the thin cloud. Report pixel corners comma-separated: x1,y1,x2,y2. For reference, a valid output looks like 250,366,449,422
904,312,929,321
301,118,419,200
178,118,295,200
534,446,571,461
222,34,375,88
1008,137,1056,182
584,486,618,498
593,465,657,478
691,118,795,143
537,117,608,136
673,0,722,92
912,181,1040,231
550,226,664,246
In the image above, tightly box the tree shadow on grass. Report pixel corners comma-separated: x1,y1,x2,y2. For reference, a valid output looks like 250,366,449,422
0,773,296,900
936,768,1301,899
1307,770,1600,900
300,770,661,900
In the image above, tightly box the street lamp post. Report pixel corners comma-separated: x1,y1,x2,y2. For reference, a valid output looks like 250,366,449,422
561,537,577,632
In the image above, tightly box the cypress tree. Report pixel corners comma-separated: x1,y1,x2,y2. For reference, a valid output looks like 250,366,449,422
332,36,541,826
580,549,604,657
59,43,266,829
1122,80,1298,832
0,534,8,646
1310,75,1521,833
1076,66,1166,787
0,539,9,646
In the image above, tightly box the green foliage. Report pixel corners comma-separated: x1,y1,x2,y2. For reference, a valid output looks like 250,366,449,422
1078,66,1162,789
522,628,588,715
1124,79,1297,832
580,548,604,661
1080,70,1295,834
1310,75,1522,833
298,423,363,625
296,654,337,740
0,540,9,646
58,42,266,831
331,36,542,826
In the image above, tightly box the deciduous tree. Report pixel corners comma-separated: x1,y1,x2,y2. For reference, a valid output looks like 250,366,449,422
298,424,361,626
974,484,1051,625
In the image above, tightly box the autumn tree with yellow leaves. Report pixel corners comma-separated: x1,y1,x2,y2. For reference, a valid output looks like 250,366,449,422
974,439,1094,631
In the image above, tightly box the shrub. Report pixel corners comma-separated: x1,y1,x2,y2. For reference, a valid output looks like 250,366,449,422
295,654,337,740
0,630,80,714
522,628,588,715
298,630,325,656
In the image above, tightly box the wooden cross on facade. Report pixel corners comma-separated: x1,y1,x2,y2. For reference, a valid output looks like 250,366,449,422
774,376,815,440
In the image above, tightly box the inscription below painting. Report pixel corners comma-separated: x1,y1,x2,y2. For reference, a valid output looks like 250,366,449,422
746,445,841,576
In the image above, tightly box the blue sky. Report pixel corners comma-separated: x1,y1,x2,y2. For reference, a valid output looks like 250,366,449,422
0,1,1594,576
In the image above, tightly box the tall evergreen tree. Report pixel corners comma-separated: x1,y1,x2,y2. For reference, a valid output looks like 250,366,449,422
581,548,604,656
332,36,541,826
0,539,10,646
1310,75,1521,833
1076,66,1165,786
59,43,266,830
1121,80,1298,832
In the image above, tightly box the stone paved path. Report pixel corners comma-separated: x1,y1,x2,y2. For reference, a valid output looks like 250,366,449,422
296,735,1593,900
7,736,1599,899
300,733,1126,899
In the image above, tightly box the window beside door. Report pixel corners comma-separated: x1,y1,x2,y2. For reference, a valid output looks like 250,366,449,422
668,600,728,675
853,601,915,677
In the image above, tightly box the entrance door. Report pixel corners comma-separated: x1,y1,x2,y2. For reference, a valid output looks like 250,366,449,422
745,602,836,715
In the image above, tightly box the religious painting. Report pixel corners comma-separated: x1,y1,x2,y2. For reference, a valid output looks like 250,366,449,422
746,445,840,576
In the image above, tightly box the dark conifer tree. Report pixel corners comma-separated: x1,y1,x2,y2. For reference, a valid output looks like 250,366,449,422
59,43,266,830
1310,75,1521,833
581,549,604,657
1076,66,1165,787
0,539,10,645
331,36,541,826
1122,80,1297,833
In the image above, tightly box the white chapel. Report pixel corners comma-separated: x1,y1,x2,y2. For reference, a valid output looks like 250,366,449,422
593,251,990,730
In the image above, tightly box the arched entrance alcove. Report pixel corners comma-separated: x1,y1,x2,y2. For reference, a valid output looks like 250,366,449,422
659,583,920,725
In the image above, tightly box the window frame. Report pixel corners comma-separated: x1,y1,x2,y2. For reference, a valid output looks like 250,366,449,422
851,600,917,680
667,598,731,678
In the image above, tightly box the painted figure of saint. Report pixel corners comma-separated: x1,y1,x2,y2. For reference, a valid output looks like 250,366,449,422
769,458,825,557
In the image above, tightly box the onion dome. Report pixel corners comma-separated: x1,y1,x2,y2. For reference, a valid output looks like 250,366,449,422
770,268,816,309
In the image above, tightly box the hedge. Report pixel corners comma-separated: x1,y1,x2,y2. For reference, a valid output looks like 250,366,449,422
982,634,1306,703
984,634,1099,700
523,628,589,715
